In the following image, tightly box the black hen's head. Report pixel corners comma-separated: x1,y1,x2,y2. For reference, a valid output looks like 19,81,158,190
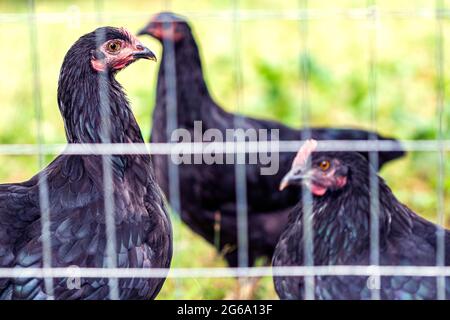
280,139,373,197
138,12,191,43
62,26,156,75
57,27,157,143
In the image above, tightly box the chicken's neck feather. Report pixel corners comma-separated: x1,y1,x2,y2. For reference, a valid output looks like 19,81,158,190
154,35,216,126
58,49,144,145
57,46,150,182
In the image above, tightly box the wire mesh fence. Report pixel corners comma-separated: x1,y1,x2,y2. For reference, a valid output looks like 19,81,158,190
0,0,448,300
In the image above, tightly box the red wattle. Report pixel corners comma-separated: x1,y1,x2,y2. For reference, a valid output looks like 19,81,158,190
310,183,327,196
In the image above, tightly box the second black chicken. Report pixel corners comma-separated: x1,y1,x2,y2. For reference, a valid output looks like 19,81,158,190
138,12,405,267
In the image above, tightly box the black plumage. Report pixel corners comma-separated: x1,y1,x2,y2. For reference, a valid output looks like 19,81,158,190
273,140,450,299
0,27,172,300
138,12,405,267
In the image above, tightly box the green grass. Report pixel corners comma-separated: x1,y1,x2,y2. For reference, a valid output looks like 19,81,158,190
0,0,449,299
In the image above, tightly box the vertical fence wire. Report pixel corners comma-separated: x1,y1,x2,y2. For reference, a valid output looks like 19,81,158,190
161,0,182,299
435,0,446,301
162,0,181,219
367,1,381,300
27,0,54,300
298,0,315,300
232,0,249,272
95,0,120,300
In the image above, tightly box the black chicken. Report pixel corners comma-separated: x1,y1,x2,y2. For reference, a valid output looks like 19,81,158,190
273,139,450,299
138,12,405,267
0,27,172,300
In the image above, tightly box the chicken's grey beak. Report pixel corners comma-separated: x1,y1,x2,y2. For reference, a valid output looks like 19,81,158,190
279,168,306,191
133,46,157,61
137,21,158,37
137,26,150,36
279,176,290,191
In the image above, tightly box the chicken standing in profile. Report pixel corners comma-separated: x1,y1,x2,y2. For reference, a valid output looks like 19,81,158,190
0,27,172,300
137,12,405,268
273,139,450,299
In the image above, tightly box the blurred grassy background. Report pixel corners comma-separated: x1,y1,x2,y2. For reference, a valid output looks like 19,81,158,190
0,0,449,299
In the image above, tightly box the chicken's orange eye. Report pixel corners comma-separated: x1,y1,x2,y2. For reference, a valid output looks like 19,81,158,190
106,40,122,53
319,160,330,171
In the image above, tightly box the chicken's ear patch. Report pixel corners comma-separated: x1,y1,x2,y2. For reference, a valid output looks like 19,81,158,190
91,59,106,72
90,49,106,72
161,25,184,42
335,176,348,188
292,139,318,168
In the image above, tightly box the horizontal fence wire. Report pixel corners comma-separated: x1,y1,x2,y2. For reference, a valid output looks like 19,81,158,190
0,266,450,279
1,8,450,24
0,140,447,155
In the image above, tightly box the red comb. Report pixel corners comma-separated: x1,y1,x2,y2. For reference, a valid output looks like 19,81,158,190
292,139,318,168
